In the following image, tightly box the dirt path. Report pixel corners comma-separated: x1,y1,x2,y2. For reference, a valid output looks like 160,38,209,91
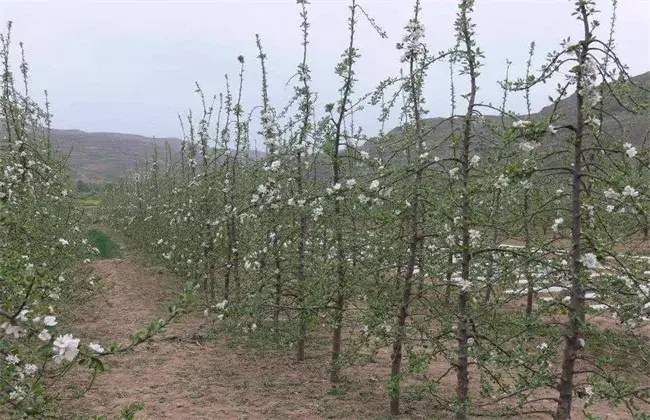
65,253,391,419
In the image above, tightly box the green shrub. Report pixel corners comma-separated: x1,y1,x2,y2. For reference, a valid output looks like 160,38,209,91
88,229,120,259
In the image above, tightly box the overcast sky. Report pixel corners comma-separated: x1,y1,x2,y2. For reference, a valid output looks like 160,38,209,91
2,0,649,140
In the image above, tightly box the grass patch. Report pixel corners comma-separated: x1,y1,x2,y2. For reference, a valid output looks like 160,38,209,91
88,228,120,259
75,197,101,207
329,384,349,396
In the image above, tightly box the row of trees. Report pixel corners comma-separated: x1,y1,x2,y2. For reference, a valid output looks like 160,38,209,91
102,1,650,418
0,22,196,418
0,21,105,416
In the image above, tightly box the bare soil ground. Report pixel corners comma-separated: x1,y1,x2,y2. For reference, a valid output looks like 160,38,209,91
64,253,422,419
62,242,648,419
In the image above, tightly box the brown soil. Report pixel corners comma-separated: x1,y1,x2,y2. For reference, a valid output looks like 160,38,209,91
62,246,649,419
64,255,424,419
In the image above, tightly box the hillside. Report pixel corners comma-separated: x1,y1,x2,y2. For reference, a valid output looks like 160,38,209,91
49,129,267,184
50,129,183,184
364,71,650,159
47,71,648,183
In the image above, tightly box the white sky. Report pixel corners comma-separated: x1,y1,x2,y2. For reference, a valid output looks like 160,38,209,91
2,0,649,139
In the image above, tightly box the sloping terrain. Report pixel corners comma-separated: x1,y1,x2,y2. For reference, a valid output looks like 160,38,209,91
29,70,650,183
50,129,183,184
363,71,650,158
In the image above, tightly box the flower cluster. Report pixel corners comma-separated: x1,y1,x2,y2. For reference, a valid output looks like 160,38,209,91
397,19,425,62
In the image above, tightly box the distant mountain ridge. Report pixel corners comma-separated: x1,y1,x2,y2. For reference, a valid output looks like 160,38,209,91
364,71,650,158
50,129,183,184
49,71,649,183
50,129,266,184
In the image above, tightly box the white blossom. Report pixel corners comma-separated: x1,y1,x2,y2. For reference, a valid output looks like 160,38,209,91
6,354,20,365
1,322,24,338
398,19,425,62
494,174,510,189
312,206,324,221
622,185,639,198
512,120,532,128
88,342,106,354
519,141,538,152
446,235,456,246
17,309,30,322
456,278,471,291
38,329,52,342
9,388,25,401
552,218,564,232
23,364,38,376
579,253,602,270
52,334,80,364
520,180,533,189
469,229,481,244
43,315,57,327
624,143,637,158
